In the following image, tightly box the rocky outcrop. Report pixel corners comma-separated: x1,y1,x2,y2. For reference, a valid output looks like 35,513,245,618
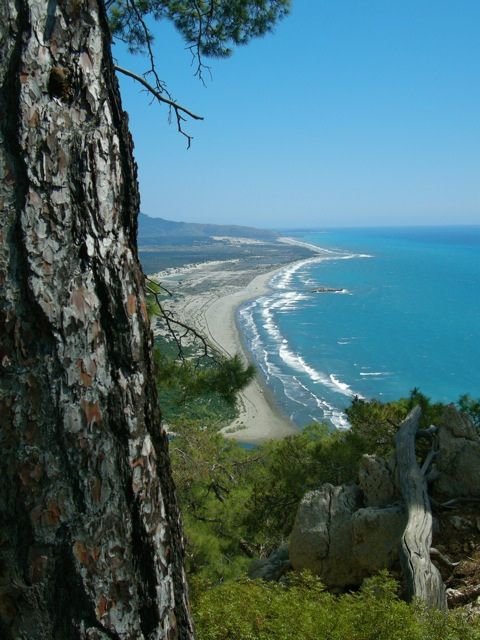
358,454,396,507
289,406,480,607
289,485,363,587
352,505,406,572
289,485,405,588
432,405,480,499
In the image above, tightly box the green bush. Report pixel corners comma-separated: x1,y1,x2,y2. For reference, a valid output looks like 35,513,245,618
193,572,480,640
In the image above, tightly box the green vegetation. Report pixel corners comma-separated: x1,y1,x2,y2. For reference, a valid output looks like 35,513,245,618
193,572,479,640
345,388,445,457
157,355,480,583
108,1,291,58
458,393,480,427
150,283,480,636
155,347,253,423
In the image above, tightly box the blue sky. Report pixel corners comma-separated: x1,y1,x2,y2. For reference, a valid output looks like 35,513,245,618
114,0,480,228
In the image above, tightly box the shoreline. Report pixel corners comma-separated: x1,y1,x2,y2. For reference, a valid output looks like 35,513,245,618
203,266,299,443
155,261,300,444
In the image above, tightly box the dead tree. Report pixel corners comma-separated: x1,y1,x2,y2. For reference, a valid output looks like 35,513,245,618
395,406,447,610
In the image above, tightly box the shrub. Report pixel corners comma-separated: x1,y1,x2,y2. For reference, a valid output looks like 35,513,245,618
193,572,480,640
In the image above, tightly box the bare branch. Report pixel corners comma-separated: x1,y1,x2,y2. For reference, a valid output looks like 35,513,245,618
187,0,213,85
430,547,460,570
114,64,203,148
420,447,437,476
125,0,172,99
114,65,203,120
145,280,220,363
145,276,173,297
440,497,480,508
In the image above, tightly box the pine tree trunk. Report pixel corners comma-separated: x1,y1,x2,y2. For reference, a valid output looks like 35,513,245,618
0,1,193,638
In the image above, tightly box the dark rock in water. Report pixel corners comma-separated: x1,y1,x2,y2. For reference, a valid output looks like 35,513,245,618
249,545,291,581
311,286,344,293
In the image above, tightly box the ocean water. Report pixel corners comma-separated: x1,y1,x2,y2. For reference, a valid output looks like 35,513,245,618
237,226,480,430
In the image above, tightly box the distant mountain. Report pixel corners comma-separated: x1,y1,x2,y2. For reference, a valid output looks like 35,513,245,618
138,213,278,245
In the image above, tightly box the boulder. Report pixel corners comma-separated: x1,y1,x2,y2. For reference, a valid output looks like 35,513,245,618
289,484,364,588
433,406,480,499
352,505,406,572
358,454,396,507
288,406,479,596
249,546,291,581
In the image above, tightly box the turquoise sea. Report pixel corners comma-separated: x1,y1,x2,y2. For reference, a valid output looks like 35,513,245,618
237,226,480,429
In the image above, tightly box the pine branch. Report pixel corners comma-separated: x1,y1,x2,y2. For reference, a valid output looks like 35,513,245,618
145,277,220,362
114,65,203,148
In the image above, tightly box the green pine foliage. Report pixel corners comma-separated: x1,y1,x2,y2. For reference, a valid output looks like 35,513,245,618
242,423,365,550
153,323,479,636
154,346,254,423
169,419,256,583
457,393,480,427
346,388,445,457
163,384,479,585
193,572,480,640
108,0,291,57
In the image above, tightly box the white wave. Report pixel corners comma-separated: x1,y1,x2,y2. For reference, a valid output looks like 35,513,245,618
278,344,361,400
238,270,364,431
311,393,351,430
257,292,310,350
330,412,351,430
359,371,392,377
329,374,355,396
249,332,354,430
335,253,373,260
270,250,373,292
282,377,315,408
277,236,348,255
269,291,310,309
279,374,351,432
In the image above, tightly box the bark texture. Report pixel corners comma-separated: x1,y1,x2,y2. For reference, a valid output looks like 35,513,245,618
0,1,193,638
395,407,447,610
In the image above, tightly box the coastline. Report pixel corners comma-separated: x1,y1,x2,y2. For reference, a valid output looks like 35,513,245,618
153,261,299,444
204,267,299,443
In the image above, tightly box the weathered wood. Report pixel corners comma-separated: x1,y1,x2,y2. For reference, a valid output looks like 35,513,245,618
395,407,447,610
0,1,193,637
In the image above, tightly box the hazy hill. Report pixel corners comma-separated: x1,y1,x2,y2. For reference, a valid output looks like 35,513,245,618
138,213,278,246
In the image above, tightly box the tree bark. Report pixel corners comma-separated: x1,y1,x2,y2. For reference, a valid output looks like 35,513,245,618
0,1,193,638
395,406,447,610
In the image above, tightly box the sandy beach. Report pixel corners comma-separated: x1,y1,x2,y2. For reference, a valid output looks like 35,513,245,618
152,261,300,443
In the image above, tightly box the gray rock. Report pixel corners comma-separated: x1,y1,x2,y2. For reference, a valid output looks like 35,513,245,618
288,406,479,592
433,407,480,498
358,454,396,507
289,484,364,587
449,516,471,531
249,545,291,581
440,405,477,439
352,505,406,571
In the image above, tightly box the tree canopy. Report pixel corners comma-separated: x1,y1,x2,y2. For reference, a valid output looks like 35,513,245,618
108,0,291,57
107,0,291,143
